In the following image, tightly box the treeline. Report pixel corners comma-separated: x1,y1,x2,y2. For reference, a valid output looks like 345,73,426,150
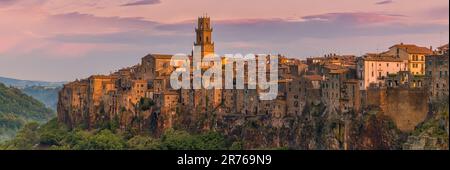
0,119,243,150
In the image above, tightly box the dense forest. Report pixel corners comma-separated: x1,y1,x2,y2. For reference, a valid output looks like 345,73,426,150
0,119,248,150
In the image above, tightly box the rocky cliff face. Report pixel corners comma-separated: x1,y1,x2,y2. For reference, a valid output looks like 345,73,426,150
403,100,449,150
56,89,448,150
166,103,409,150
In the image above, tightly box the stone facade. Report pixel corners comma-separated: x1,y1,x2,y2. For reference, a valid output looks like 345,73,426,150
366,87,429,132
57,16,447,136
426,53,449,102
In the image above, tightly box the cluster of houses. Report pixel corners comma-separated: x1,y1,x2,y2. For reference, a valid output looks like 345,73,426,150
57,17,449,131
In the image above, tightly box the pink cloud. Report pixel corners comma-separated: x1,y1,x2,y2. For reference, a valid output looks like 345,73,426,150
0,7,158,57
121,0,161,6
375,0,394,5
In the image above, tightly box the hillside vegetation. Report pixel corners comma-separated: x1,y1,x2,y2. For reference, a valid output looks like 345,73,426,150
0,83,55,141
0,119,236,150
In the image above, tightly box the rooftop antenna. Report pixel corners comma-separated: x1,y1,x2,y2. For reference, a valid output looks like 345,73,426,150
376,43,380,54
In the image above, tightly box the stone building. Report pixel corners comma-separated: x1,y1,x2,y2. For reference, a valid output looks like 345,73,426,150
321,67,354,114
339,80,361,113
435,44,449,55
357,53,408,90
57,16,438,136
426,52,449,102
385,71,426,89
385,43,433,75
194,16,215,58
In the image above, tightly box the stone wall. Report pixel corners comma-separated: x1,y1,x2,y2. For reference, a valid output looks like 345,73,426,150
367,87,429,132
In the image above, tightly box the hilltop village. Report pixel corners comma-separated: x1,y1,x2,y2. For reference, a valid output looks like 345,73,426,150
57,16,449,149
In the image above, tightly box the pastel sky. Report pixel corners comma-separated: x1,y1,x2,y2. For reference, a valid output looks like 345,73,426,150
0,0,448,81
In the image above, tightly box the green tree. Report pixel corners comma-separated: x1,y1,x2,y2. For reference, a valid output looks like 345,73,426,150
161,129,197,150
197,131,226,150
127,135,162,150
38,119,68,146
229,141,244,150
5,122,40,149
75,130,125,150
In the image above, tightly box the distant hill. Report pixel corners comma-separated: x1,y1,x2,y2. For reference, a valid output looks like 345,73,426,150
0,83,55,141
21,86,61,111
0,76,65,89
0,76,65,111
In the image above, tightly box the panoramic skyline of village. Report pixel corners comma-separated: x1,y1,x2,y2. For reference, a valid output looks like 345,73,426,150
0,0,449,81
0,0,448,151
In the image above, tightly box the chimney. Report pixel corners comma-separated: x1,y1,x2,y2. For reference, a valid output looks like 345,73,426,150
400,42,404,45
430,46,433,51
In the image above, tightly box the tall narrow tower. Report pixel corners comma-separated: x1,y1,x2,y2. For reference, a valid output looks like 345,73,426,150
194,16,214,58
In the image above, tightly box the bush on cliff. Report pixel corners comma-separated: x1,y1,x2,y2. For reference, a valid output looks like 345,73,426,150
139,98,155,111
197,131,227,150
127,135,162,150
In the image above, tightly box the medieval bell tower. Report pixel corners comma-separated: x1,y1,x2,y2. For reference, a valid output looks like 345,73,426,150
194,15,215,58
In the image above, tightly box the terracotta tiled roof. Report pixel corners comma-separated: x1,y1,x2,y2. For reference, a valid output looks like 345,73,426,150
89,75,118,79
438,44,449,50
323,63,344,70
390,44,432,54
143,54,174,60
439,44,448,48
363,53,403,62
